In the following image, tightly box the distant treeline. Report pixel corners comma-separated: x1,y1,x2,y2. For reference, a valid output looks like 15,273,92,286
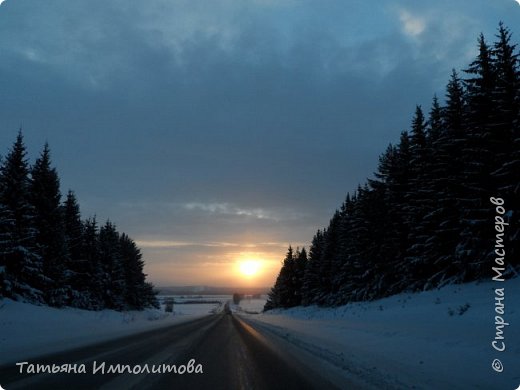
158,286,269,296
265,23,520,310
0,133,158,310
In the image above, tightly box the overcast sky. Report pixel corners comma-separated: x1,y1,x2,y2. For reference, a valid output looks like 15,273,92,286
1,0,519,287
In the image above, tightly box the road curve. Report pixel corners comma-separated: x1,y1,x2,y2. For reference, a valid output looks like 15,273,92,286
0,312,341,390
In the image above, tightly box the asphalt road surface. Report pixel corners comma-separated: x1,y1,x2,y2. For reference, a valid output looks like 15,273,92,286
0,311,343,390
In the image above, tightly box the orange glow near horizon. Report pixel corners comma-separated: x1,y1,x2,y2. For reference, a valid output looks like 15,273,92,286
143,246,290,288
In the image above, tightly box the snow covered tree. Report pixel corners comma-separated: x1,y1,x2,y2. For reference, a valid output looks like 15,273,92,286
427,95,443,143
332,194,359,305
81,217,104,309
301,230,324,306
120,233,158,310
343,185,388,301
63,191,83,270
264,246,302,310
491,23,520,273
458,33,499,280
402,106,432,288
491,22,519,168
0,131,44,302
63,191,94,308
366,142,409,296
99,221,126,310
0,133,158,310
265,24,520,309
384,131,413,292
293,247,308,306
415,71,467,288
30,143,68,306
317,210,342,305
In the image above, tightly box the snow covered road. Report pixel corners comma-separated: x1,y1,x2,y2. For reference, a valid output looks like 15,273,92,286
2,278,519,389
0,311,343,390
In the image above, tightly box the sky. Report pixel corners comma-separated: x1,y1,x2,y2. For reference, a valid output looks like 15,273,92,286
1,0,519,288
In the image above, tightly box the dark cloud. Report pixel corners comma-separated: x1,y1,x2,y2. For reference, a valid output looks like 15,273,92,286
1,0,519,286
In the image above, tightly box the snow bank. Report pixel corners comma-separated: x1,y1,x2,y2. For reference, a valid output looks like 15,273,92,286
0,298,224,365
240,278,520,389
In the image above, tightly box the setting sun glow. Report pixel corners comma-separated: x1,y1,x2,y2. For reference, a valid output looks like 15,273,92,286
239,260,260,277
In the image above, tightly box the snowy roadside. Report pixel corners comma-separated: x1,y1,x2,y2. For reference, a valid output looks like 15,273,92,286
238,278,520,389
0,299,224,365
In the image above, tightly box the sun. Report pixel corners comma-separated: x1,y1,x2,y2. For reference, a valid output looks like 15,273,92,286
239,260,260,277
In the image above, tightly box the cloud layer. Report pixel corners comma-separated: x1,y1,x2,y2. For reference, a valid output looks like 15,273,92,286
0,0,518,286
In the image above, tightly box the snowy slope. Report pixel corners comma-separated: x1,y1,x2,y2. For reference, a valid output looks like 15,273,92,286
239,278,520,389
0,298,225,365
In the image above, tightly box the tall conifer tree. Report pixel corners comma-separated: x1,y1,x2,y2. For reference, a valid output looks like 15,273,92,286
30,143,68,306
0,132,44,302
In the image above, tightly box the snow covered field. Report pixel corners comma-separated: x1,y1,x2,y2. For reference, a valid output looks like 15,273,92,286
239,278,520,389
0,296,226,365
235,295,268,314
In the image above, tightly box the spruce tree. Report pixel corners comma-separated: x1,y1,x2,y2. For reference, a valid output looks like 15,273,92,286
404,106,435,289
367,144,405,296
318,211,341,305
491,22,519,167
301,230,324,306
120,233,147,310
417,98,457,289
266,25,520,308
0,132,44,302
63,191,83,269
458,33,499,280
387,132,413,291
347,185,386,300
427,95,443,143
491,23,520,273
99,221,126,310
333,194,357,305
293,247,307,306
82,217,104,309
30,143,68,306
264,246,299,310
63,191,93,308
